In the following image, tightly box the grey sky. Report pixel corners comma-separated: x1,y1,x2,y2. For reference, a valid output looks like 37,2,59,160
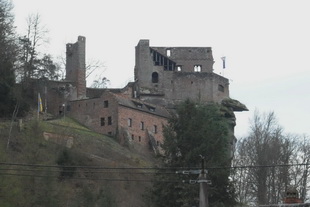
12,0,310,137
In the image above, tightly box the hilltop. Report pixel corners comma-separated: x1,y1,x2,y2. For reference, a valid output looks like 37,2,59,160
0,113,158,207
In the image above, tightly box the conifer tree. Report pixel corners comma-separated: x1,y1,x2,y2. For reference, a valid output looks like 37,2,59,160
0,0,18,117
150,100,236,207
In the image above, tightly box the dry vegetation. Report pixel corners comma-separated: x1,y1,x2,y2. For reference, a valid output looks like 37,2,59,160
0,115,157,207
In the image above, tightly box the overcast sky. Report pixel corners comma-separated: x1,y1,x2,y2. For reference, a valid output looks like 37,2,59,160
12,0,310,138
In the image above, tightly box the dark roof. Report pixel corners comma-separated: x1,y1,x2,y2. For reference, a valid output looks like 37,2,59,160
113,93,171,119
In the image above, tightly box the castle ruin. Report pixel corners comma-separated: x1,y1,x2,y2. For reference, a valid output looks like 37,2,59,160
35,36,247,154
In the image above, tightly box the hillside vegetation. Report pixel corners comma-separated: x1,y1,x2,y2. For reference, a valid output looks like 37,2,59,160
0,114,156,207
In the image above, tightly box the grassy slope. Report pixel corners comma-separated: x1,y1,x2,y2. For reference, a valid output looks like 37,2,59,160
0,116,157,207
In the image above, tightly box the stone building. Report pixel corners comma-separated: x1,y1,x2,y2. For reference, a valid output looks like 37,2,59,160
67,90,169,153
133,39,229,107
33,36,246,153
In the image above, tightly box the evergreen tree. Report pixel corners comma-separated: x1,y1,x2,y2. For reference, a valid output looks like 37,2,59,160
0,0,18,117
150,100,236,207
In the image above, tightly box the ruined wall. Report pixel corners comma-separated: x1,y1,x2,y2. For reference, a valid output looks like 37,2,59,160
151,46,214,73
134,40,229,106
66,36,86,99
27,79,75,116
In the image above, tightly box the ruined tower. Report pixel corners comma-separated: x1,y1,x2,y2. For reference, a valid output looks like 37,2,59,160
65,36,86,99
134,40,230,107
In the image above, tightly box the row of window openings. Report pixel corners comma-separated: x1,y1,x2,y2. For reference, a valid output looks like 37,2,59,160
128,118,157,133
152,65,203,83
133,102,156,112
176,65,202,72
131,135,160,146
79,100,109,108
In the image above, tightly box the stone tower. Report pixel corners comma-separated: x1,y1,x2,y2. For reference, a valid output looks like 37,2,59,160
65,36,86,99
134,40,230,107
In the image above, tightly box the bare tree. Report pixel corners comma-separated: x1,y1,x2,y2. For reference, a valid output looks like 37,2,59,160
85,59,110,88
56,55,109,86
17,13,49,81
289,134,310,202
232,110,293,205
85,59,105,78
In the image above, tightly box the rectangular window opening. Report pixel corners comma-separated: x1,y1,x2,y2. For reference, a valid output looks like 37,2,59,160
166,49,171,57
128,118,132,127
104,100,109,108
194,65,202,72
140,121,144,130
100,117,105,126
108,116,112,125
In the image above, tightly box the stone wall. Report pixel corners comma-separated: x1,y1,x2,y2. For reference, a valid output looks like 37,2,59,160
67,92,118,136
134,39,230,107
118,104,167,147
66,36,86,99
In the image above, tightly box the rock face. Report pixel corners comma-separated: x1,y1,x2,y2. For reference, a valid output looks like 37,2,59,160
220,99,248,159
221,98,248,112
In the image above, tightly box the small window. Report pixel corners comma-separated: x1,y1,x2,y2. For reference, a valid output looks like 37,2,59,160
156,141,160,146
66,105,71,111
152,72,159,83
108,116,112,125
100,117,105,126
139,136,141,142
218,84,224,92
166,49,171,57
194,65,202,72
104,100,109,108
133,101,143,108
140,121,144,130
108,132,112,135
146,105,155,112
131,134,134,140
128,118,132,127
153,125,157,134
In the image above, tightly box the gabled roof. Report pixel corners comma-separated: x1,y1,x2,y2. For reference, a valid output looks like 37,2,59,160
112,93,171,119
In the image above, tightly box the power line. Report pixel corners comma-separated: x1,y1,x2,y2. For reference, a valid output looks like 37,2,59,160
0,172,181,183
0,161,308,172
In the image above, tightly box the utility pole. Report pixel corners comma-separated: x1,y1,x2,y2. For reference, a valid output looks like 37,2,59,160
198,156,209,207
177,156,211,207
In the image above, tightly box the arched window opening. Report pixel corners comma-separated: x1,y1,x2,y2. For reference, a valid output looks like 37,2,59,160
152,72,159,83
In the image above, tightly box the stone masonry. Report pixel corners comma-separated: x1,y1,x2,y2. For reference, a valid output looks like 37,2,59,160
37,37,247,154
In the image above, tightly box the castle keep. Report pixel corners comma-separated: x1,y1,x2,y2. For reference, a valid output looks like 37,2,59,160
134,40,229,107
37,36,246,153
